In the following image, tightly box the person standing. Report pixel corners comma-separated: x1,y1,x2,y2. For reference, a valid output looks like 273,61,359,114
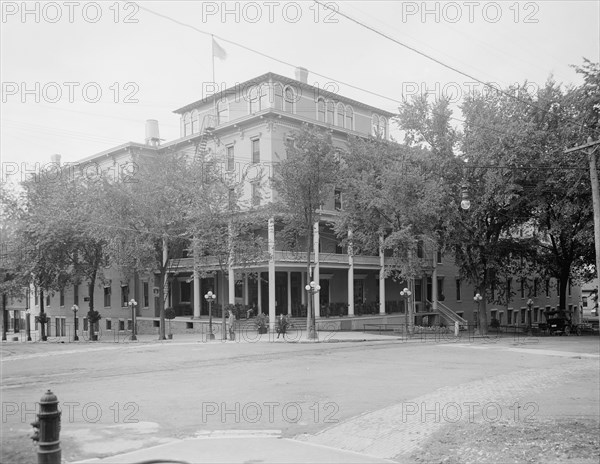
227,310,236,341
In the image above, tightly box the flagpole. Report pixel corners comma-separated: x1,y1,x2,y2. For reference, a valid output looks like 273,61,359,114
211,35,216,121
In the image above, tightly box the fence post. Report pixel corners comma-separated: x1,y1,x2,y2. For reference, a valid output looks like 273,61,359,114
31,390,61,464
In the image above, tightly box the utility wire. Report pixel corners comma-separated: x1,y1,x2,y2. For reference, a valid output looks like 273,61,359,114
315,0,599,137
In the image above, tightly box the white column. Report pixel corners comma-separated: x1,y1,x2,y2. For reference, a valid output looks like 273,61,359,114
432,245,438,313
348,230,354,317
193,271,201,319
301,272,306,305
243,274,249,306
287,271,292,315
257,273,262,312
228,223,235,305
268,218,276,330
379,235,386,314
313,221,320,318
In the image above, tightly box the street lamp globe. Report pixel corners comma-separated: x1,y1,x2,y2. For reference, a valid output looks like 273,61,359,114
473,293,482,302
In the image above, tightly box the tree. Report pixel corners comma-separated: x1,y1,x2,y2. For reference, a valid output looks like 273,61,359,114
272,125,339,339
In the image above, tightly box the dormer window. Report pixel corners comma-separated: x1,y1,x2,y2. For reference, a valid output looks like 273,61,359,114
183,112,191,137
191,110,199,133
217,98,229,124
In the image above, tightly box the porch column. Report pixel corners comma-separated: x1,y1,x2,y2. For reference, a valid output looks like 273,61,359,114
243,274,249,306
287,271,292,315
379,234,386,314
432,245,438,313
313,221,320,318
301,272,306,305
228,223,235,305
348,230,354,316
193,270,201,319
257,273,262,312
268,217,276,330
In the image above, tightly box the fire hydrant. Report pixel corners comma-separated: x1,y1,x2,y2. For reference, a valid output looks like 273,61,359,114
31,390,61,464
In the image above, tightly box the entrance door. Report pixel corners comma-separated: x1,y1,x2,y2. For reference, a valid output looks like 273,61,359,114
275,272,287,315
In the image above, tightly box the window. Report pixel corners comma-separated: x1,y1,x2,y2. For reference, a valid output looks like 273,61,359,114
249,86,259,113
372,114,379,136
437,277,444,300
104,285,111,307
273,83,283,110
46,294,50,307
73,284,79,306
191,109,199,133
106,319,112,330
216,98,228,124
258,83,269,110
226,145,234,171
337,103,345,127
284,86,295,113
180,280,191,303
456,279,461,301
143,282,149,308
119,320,125,331
345,106,354,130
121,284,129,307
521,309,526,324
60,289,64,307
326,100,334,124
83,318,88,331
520,279,525,298
334,189,342,210
379,116,387,138
183,113,191,136
251,183,261,207
414,281,422,302
416,240,424,259
507,309,512,324
252,139,260,164
317,98,326,122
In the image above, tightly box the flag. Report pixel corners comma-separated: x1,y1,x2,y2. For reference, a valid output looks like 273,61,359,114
212,37,227,61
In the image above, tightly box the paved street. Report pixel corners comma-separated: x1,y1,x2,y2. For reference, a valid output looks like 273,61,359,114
1,333,599,463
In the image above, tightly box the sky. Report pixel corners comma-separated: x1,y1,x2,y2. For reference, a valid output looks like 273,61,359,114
1,0,599,176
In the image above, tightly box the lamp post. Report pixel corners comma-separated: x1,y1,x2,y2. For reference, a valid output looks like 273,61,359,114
204,291,216,341
71,305,79,341
473,293,483,333
127,299,137,341
400,287,412,335
26,309,32,341
526,298,533,336
305,281,320,340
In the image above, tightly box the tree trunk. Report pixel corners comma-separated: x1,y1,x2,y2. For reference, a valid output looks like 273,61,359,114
306,218,314,338
559,268,569,314
88,279,95,340
39,288,47,341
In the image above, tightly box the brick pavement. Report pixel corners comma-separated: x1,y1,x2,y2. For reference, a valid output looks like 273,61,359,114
295,345,598,461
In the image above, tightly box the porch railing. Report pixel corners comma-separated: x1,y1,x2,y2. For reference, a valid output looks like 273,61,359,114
428,299,468,327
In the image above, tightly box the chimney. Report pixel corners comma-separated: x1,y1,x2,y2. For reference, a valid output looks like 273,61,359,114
145,119,160,146
295,67,308,84
50,154,61,165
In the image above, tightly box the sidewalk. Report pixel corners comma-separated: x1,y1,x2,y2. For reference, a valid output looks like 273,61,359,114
75,432,393,464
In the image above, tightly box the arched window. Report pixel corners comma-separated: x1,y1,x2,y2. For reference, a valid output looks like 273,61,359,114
345,106,354,130
326,100,335,124
248,86,259,114
191,110,199,134
183,112,191,137
258,83,269,111
337,103,345,127
284,86,296,113
216,98,229,124
379,116,387,138
273,83,283,110
372,114,379,136
317,98,326,122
